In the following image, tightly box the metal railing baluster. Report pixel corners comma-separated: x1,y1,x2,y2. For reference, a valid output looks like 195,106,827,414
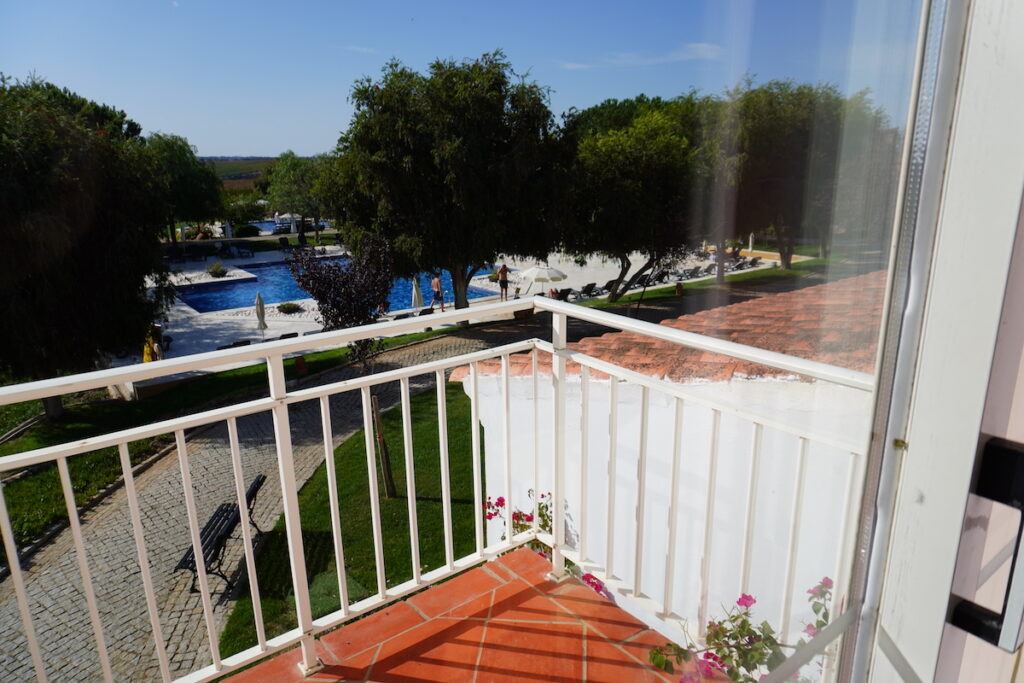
606,378,619,578
0,482,48,682
318,398,350,617
579,366,590,562
400,378,423,583
740,422,764,594
501,355,513,547
780,437,810,640
56,457,113,682
698,409,722,636
360,386,388,598
227,418,269,647
435,370,455,569
118,443,171,682
267,355,318,673
532,348,540,533
661,398,684,618
469,363,483,553
633,386,650,596
550,312,568,578
174,430,222,670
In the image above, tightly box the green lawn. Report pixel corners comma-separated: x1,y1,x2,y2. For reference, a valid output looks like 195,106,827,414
583,259,826,309
751,242,821,257
219,381,481,656
0,327,456,551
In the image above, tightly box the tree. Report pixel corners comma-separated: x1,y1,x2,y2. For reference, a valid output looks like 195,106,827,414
222,190,264,231
336,51,559,308
0,77,171,416
564,97,702,300
287,235,398,494
267,151,315,240
287,234,394,365
146,134,222,243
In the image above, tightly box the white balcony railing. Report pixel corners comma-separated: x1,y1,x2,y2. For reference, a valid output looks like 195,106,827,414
0,298,874,683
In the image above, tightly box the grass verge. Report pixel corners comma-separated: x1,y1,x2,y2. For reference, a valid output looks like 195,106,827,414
218,381,480,656
583,259,826,309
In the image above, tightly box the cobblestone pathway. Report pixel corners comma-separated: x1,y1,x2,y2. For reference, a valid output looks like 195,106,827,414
0,323,545,682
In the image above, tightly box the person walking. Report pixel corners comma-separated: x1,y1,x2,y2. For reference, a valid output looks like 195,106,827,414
431,273,445,312
497,262,510,302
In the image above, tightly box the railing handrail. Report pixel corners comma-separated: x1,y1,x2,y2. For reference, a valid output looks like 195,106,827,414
0,298,535,407
0,295,873,408
534,298,876,392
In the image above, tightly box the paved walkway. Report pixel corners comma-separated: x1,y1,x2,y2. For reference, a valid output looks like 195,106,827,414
0,327,538,681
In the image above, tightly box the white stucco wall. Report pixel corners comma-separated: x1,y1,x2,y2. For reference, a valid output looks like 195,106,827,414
464,373,872,643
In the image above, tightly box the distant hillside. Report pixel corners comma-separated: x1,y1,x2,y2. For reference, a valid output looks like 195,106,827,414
203,157,275,191
204,157,274,179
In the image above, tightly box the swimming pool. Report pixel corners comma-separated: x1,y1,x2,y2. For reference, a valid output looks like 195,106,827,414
176,260,493,313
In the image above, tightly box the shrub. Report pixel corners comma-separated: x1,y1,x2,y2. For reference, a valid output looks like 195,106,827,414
277,302,303,314
207,261,228,278
233,224,260,238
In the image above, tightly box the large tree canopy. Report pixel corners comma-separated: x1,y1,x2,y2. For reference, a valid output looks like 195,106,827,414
563,95,706,300
0,78,171,397
334,51,560,308
146,133,222,243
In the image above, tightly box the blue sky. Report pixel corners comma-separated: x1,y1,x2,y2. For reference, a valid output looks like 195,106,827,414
1,0,922,156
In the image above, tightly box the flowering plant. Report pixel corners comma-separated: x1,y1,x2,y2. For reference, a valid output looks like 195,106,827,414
485,489,552,542
650,594,786,681
650,579,834,682
800,576,833,640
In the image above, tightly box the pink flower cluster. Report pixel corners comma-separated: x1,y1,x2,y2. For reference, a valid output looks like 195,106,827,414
697,650,726,677
483,496,506,521
581,572,605,594
736,593,756,609
511,510,534,524
807,576,833,597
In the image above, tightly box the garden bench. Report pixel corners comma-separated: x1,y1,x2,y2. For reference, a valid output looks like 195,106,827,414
175,474,266,592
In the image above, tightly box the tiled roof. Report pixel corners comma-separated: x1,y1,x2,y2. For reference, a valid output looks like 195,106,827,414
453,270,885,384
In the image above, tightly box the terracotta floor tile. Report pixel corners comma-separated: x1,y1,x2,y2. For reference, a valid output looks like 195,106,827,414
486,579,578,623
407,566,503,619
550,583,647,641
618,628,671,664
493,547,555,587
473,620,584,682
224,642,334,683
367,617,486,682
320,601,425,662
586,634,671,683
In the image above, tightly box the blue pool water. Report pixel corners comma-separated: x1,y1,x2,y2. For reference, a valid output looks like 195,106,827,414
177,260,493,313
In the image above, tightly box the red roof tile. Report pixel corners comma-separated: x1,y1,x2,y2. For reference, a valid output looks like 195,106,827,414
452,271,885,384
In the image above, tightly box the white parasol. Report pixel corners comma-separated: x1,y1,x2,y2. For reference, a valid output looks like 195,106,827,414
411,277,424,309
519,265,567,294
255,292,268,340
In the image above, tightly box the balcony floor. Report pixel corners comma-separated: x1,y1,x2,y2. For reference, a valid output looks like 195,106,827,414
226,548,676,682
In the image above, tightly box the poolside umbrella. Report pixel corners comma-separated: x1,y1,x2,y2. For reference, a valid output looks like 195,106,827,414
411,277,424,310
255,292,268,340
519,265,567,294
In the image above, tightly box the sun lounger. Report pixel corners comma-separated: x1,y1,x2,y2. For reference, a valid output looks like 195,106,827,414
278,332,299,340
556,288,573,302
748,257,761,267
578,282,597,298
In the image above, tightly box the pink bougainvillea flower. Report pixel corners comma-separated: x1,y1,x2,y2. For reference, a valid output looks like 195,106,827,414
581,573,606,595
495,496,505,508
821,576,834,589
804,624,818,637
485,512,494,520
736,593,756,608
807,586,822,597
